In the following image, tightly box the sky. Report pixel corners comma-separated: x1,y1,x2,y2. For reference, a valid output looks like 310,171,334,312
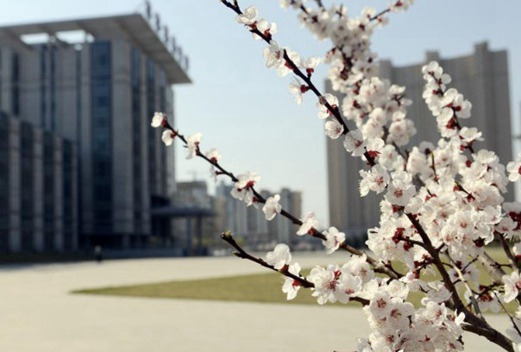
1,1,520,226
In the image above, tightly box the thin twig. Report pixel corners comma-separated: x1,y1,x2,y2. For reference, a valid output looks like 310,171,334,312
498,232,519,270
221,231,313,288
447,253,483,318
221,231,370,306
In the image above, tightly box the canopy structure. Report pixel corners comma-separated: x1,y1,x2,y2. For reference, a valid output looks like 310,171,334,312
151,205,216,256
0,13,191,84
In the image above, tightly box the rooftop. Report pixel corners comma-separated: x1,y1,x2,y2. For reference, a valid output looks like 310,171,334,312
0,13,191,84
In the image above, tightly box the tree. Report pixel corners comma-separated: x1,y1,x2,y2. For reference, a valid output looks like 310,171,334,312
152,1,521,350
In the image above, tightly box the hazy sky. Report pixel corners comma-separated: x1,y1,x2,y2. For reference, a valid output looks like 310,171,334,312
1,1,520,226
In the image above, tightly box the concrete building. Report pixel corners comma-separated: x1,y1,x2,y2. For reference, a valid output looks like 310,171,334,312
327,42,513,240
0,6,190,252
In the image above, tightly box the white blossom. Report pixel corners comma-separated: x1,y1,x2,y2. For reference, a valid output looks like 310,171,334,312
151,112,167,128
507,153,521,182
236,6,258,25
161,130,175,146
282,263,302,300
186,133,202,159
205,148,221,164
308,264,362,304
323,226,345,254
296,212,319,236
503,271,521,303
266,243,292,270
385,170,415,206
262,194,282,221
279,0,303,10
359,165,389,196
344,129,366,157
254,19,277,40
230,172,260,206
324,119,344,139
263,41,283,68
317,93,339,119
301,56,321,75
289,78,307,105
277,49,300,77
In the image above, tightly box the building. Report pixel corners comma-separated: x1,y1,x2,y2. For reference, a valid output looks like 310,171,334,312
246,193,269,246
215,182,302,249
327,42,513,240
270,188,302,247
215,182,248,237
0,111,77,252
171,181,217,255
0,5,190,252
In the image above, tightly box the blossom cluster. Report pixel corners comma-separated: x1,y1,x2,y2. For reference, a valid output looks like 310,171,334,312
358,280,465,352
288,0,417,162
265,243,303,300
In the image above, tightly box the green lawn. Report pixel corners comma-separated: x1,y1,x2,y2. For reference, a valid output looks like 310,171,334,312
73,246,515,312
73,272,329,306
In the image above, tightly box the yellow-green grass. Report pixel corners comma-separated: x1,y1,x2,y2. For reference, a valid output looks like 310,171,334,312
73,272,331,306
73,246,515,312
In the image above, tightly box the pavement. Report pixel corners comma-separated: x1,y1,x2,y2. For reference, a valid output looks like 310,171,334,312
0,253,512,351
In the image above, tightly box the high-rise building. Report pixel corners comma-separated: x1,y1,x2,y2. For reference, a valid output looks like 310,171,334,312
270,188,302,246
327,42,513,240
0,8,190,252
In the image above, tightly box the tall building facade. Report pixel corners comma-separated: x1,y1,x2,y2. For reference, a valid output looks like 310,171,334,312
0,10,190,252
327,42,513,240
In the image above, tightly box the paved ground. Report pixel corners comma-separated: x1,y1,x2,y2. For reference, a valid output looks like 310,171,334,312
0,253,512,351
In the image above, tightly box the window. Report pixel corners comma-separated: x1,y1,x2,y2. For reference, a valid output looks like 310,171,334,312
131,48,142,232
21,123,35,250
11,53,20,116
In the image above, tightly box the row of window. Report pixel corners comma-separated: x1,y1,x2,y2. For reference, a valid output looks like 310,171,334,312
39,44,57,131
91,41,113,234
0,119,75,252
132,48,143,233
21,124,34,250
0,116,8,251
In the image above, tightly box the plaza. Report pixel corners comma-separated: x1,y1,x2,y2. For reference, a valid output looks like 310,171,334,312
0,253,511,351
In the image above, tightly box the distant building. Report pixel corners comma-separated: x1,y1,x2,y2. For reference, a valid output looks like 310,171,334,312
270,188,302,246
0,10,190,252
171,181,216,255
215,182,302,249
175,181,212,209
246,192,269,246
215,182,248,237
327,42,513,239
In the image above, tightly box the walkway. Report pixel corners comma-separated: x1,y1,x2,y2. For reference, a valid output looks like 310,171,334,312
0,253,511,351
